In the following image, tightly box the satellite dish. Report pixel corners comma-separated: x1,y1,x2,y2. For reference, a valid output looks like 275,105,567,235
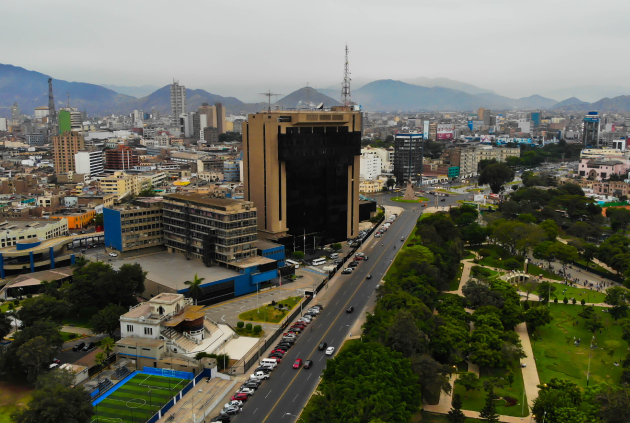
316,103,324,110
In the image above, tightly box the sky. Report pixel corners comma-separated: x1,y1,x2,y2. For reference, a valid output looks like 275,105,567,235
2,0,630,102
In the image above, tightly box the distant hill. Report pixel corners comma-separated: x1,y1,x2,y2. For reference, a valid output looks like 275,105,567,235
549,97,589,111
543,85,630,103
101,84,159,98
274,87,340,109
551,95,630,113
0,63,135,116
403,77,495,95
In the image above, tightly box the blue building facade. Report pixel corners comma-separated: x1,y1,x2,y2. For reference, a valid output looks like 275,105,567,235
103,207,123,251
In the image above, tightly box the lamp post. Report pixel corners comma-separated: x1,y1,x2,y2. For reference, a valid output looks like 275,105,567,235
285,412,305,423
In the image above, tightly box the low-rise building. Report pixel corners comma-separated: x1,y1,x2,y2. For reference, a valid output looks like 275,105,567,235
578,159,629,180
103,198,163,252
98,172,150,202
50,208,96,229
359,179,384,193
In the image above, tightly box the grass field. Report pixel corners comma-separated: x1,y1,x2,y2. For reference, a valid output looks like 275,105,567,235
237,296,301,323
391,196,429,203
454,361,529,417
93,373,188,423
527,264,563,281
412,411,483,422
450,262,465,291
0,382,32,422
530,303,628,390
62,305,100,329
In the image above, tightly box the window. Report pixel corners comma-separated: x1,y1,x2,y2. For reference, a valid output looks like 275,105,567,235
144,327,153,335
127,324,134,333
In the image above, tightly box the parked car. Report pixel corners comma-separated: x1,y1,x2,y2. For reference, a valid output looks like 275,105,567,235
72,342,86,352
230,393,250,402
341,268,353,274
221,406,241,416
235,387,255,396
303,360,314,369
293,359,303,369
326,346,335,356
348,262,359,268
224,400,243,409
211,415,231,422
318,341,327,351
109,252,118,257
249,372,270,380
82,342,96,352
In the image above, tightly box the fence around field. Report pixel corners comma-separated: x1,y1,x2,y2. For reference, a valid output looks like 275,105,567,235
226,211,385,376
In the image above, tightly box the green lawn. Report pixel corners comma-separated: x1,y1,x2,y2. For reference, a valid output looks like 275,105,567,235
234,327,265,337
391,196,429,203
550,283,606,304
527,264,563,281
0,300,20,313
60,331,82,342
471,244,524,271
530,303,628,390
93,373,187,423
454,361,529,417
237,296,302,323
62,305,100,329
462,250,476,260
0,382,32,422
413,411,483,422
450,263,465,291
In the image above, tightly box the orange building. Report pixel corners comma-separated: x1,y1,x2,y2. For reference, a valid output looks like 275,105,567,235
50,209,96,229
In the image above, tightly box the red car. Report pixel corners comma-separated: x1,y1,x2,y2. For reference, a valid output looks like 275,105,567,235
231,393,249,402
270,349,286,355
291,324,306,329
293,359,303,369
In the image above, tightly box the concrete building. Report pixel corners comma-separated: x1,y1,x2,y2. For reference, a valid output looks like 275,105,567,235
105,145,139,170
393,133,424,185
0,118,7,132
98,172,150,202
222,160,240,182
242,108,362,247
75,150,104,176
450,146,520,178
360,151,382,180
0,235,76,279
53,131,85,174
25,133,46,146
170,81,187,125
578,158,629,180
215,103,226,134
359,179,384,193
103,198,163,252
592,181,630,197
50,209,96,229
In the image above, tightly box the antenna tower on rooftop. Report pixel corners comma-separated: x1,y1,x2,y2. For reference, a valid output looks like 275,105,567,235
47,78,58,135
260,90,282,113
341,44,352,107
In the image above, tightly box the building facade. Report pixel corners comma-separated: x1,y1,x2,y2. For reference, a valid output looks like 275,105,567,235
170,81,187,125
75,150,104,176
105,145,139,170
393,133,424,185
53,131,85,174
360,151,382,180
242,109,362,246
98,172,149,202
103,198,164,252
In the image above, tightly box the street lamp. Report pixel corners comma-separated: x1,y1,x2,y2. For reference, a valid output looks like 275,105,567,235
285,412,305,423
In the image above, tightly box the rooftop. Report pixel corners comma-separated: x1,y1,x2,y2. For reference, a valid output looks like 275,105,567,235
255,240,284,251
165,193,254,211
0,219,63,231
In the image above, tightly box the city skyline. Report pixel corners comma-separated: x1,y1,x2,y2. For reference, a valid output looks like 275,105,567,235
2,0,630,102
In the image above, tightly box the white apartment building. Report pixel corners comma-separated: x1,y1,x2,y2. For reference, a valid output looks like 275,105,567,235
75,150,104,176
360,151,382,180
170,82,187,126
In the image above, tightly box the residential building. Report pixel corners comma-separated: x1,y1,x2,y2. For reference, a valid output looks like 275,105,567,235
359,179,384,193
103,197,163,252
74,150,104,176
163,194,258,264
592,181,630,197
170,81,187,125
583,111,601,147
50,209,96,229
393,133,424,185
53,131,85,174
25,133,46,146
203,127,219,143
105,145,139,170
0,219,68,248
242,108,362,247
222,160,240,182
360,151,382,180
98,172,150,202
578,159,629,180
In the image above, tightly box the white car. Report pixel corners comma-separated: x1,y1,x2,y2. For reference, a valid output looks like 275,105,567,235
249,372,270,380
325,346,335,356
109,252,118,257
342,268,353,274
236,387,255,396
224,400,243,409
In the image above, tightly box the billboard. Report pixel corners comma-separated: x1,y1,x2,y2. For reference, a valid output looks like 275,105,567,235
468,120,474,130
437,124,454,140
423,121,429,139
437,132,454,140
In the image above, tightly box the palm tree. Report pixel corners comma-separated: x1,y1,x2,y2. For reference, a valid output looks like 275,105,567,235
184,273,205,305
95,352,107,370
100,337,116,369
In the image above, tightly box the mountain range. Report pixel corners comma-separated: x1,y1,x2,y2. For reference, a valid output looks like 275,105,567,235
3,63,630,118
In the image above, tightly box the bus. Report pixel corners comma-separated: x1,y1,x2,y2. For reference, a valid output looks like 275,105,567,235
312,258,326,266
285,259,300,269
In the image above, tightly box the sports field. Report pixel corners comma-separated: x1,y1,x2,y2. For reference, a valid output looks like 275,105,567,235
93,373,187,423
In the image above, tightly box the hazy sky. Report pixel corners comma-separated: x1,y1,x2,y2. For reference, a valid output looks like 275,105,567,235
3,0,630,102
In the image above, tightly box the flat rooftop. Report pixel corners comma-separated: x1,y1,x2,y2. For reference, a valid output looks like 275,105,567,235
111,252,241,291
0,219,61,231
165,193,254,211
255,240,284,251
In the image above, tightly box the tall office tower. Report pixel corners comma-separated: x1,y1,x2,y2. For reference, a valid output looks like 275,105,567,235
243,108,362,248
583,111,601,147
53,131,85,174
170,81,187,125
58,110,72,134
10,103,20,126
198,103,217,128
215,103,226,134
393,133,424,186
105,145,139,170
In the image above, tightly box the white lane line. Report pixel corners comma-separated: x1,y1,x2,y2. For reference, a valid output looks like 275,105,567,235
342,290,347,295
307,374,312,381
319,355,324,361
282,370,286,377
253,408,258,414
335,300,339,305
265,391,272,398
293,394,299,402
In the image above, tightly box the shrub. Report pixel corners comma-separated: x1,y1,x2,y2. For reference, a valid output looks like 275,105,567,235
246,323,253,331
26,293,32,299
479,248,492,258
7,303,13,310
554,297,558,304
69,333,77,339
503,258,521,270
581,299,586,305
253,325,262,334
522,301,530,311
237,321,244,329
13,300,19,305
563,297,569,304
572,298,577,305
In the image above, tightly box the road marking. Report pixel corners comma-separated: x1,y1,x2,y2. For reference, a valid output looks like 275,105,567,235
261,210,414,422
221,315,226,322
335,300,339,305
319,355,324,361
282,370,286,377
293,394,299,402
265,391,272,398
254,408,258,414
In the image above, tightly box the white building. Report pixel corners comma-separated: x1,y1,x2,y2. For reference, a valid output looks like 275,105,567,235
75,150,104,176
0,118,7,131
360,151,382,180
170,81,187,125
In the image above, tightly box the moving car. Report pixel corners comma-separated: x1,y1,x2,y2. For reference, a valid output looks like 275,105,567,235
303,360,313,369
326,346,336,356
318,341,327,350
109,252,118,257
346,306,354,313
293,359,303,369
366,274,372,279
82,342,96,352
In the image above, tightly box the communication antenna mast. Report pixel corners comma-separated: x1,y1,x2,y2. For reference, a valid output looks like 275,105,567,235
341,44,352,107
47,78,58,134
66,92,70,109
259,90,282,113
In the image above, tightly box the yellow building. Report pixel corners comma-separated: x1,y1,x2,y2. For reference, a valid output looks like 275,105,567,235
359,179,384,193
98,172,150,203
50,209,96,229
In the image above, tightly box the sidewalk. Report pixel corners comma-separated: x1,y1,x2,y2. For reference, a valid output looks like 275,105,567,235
515,322,539,410
62,325,93,336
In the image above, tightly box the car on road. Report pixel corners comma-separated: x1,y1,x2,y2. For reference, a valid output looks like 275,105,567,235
341,268,353,274
293,359,303,369
303,360,313,369
221,406,241,416
348,261,359,268
249,372,270,380
366,274,372,279
240,382,259,390
255,366,273,373
82,342,96,352
346,306,354,313
224,400,243,409
109,252,118,257
268,353,284,360
51,358,61,365
72,342,86,352
440,198,446,202
231,393,250,402
318,341,327,350
211,415,231,422
235,387,255,396
326,346,336,356
333,259,343,264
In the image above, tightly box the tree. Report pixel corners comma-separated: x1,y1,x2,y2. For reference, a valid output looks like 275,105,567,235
100,337,116,361
90,304,126,338
506,370,515,387
94,351,107,369
447,393,467,423
410,354,452,404
331,243,342,252
537,281,557,305
17,296,69,328
0,312,11,340
72,255,88,269
458,372,480,398
584,314,604,334
479,388,499,422
38,280,59,298
292,251,305,260
463,280,505,310
479,163,515,194
386,310,428,357
547,243,579,278
184,273,205,305
605,286,630,321
11,369,94,423
478,158,498,173
522,280,540,301
534,241,557,268
386,178,396,189
532,378,583,423
540,219,559,241
524,306,553,335
462,222,488,245
607,207,630,233
137,184,156,197
594,384,630,423
18,336,55,383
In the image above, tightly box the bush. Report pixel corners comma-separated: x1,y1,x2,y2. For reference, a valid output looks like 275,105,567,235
522,301,530,311
69,333,77,339
246,323,253,331
479,248,492,258
13,300,19,305
581,299,586,305
471,266,493,278
7,303,13,310
292,251,305,260
503,258,521,270
554,297,558,304
253,325,262,334
26,293,32,299
572,298,577,305
237,321,244,328
563,297,569,304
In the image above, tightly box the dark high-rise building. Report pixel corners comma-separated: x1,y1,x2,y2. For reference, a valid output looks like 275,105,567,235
583,111,601,147
243,109,361,247
393,133,424,185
